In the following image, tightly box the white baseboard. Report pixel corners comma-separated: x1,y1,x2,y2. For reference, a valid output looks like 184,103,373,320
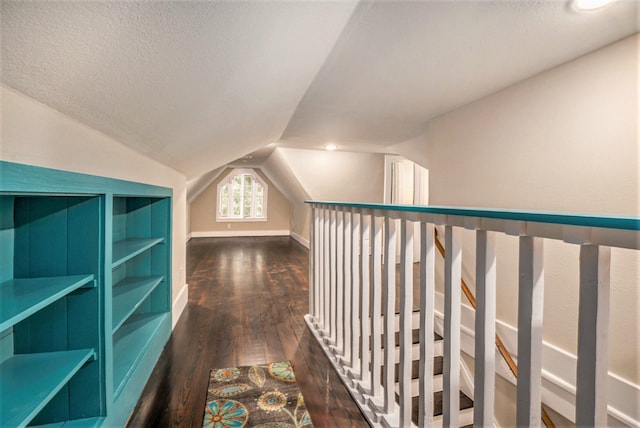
172,283,189,329
291,232,309,248
432,291,640,427
190,230,290,238
186,232,192,242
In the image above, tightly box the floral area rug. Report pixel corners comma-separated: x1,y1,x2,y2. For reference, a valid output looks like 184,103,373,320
202,361,314,428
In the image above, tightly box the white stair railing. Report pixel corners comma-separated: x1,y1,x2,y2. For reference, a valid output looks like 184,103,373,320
304,201,639,427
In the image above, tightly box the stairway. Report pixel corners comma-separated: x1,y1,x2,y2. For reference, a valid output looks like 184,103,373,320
375,328,474,427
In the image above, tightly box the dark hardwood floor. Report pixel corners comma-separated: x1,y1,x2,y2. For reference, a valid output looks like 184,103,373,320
127,236,369,427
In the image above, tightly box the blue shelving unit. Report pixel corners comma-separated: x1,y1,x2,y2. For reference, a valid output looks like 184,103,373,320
0,161,172,427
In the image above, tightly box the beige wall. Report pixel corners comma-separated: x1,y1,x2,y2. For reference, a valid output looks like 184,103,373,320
278,147,385,204
261,148,311,244
190,167,291,234
0,86,189,311
259,147,386,245
405,34,639,215
396,34,639,392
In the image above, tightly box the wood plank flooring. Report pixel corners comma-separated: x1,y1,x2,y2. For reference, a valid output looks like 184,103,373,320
127,236,369,427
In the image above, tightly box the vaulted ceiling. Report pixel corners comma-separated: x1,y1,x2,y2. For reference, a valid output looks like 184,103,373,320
2,1,638,179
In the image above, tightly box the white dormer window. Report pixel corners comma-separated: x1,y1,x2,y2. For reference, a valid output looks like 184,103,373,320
217,168,268,221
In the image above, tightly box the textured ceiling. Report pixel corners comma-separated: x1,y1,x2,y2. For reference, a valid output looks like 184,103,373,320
2,1,638,179
1,1,358,178
281,0,639,150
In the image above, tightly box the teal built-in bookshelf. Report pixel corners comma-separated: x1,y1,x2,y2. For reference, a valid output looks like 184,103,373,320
0,161,172,427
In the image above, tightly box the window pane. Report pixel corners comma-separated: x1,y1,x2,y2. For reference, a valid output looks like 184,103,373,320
220,184,228,217
255,183,264,217
232,176,242,217
256,198,263,217
243,175,253,218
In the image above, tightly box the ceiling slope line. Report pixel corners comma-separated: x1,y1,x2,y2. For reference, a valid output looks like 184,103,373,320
277,0,371,144
260,149,311,206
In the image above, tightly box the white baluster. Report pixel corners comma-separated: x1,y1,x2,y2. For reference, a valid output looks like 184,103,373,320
370,214,383,399
576,244,610,427
336,208,344,354
360,213,371,385
343,209,352,363
383,215,397,414
516,236,544,427
330,209,337,345
351,209,361,372
323,208,330,336
443,225,461,427
309,206,315,320
474,230,496,427
419,222,435,427
318,207,325,331
399,219,414,427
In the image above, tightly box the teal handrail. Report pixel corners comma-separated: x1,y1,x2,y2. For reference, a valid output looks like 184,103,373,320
305,201,640,231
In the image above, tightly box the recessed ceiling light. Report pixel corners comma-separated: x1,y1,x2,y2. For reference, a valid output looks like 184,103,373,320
325,144,337,151
573,0,616,12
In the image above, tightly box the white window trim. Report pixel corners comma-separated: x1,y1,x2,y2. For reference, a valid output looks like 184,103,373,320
216,168,268,222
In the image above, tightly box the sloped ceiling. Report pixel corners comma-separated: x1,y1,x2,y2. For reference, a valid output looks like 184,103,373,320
1,1,638,179
0,1,358,178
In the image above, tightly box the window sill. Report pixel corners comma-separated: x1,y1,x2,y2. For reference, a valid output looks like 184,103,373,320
216,217,268,223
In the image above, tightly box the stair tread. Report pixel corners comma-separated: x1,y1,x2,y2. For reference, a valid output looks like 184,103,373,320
375,330,441,349
379,356,443,380
395,390,473,423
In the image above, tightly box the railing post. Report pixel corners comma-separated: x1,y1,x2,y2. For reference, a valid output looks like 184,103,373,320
383,215,397,415
474,230,497,427
359,213,371,386
399,219,414,427
418,222,435,427
443,225,462,427
329,209,337,345
316,207,323,330
351,208,361,372
336,208,344,354
576,244,610,427
370,214,383,399
517,236,545,427
342,208,352,363
309,206,316,321
322,207,330,335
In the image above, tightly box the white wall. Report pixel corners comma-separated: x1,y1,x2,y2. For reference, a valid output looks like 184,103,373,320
261,148,311,246
395,33,639,392
0,86,189,325
265,147,385,245
278,147,385,203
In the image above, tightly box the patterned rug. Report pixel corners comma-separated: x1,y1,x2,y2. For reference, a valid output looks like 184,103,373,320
202,361,314,428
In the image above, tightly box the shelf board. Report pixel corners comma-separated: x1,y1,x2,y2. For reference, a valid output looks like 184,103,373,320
112,238,163,268
113,313,168,398
0,275,95,332
31,417,103,428
0,349,94,428
112,276,164,333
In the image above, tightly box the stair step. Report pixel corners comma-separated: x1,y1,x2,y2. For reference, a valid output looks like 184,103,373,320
379,356,443,381
370,329,441,350
394,390,473,424
385,330,441,347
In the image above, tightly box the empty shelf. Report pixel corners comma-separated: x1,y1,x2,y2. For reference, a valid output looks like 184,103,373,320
112,313,168,397
112,238,163,268
112,276,164,333
0,349,94,428
0,275,95,332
